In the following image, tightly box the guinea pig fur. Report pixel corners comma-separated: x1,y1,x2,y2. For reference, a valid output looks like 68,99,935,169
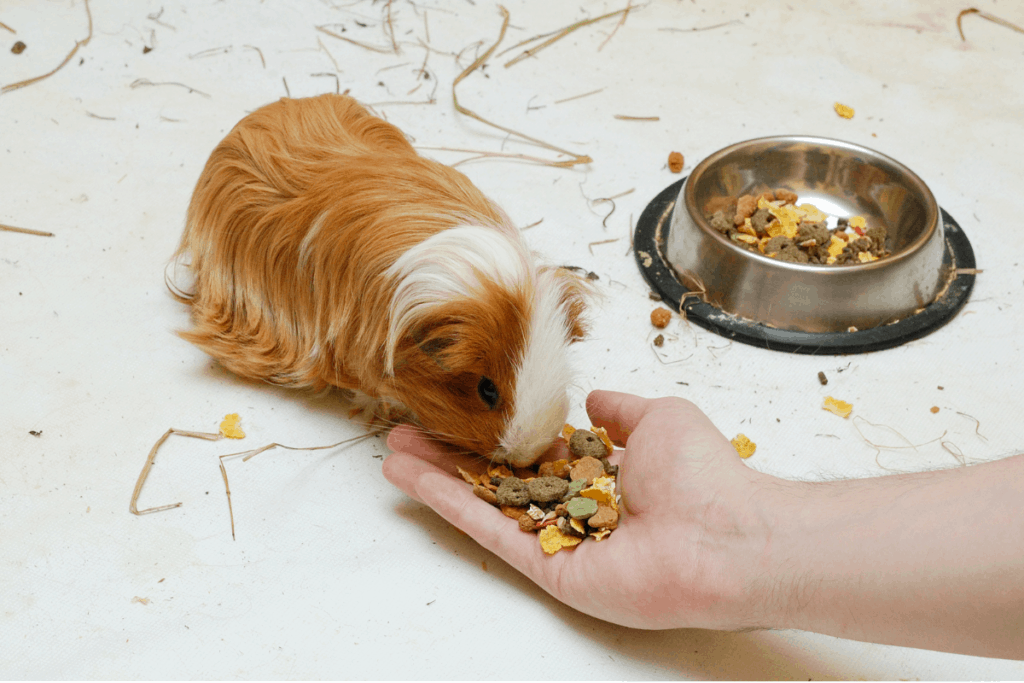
171,94,589,467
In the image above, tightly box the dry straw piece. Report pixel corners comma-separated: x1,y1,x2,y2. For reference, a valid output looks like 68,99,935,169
957,7,1024,41
2,0,92,94
1,223,54,237
501,4,636,67
451,6,591,168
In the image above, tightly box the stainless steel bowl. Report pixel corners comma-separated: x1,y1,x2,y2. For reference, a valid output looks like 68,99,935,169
664,135,948,333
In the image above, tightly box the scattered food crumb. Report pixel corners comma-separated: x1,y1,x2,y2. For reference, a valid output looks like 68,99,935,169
668,151,684,173
637,250,653,267
817,371,828,386
219,413,245,439
653,334,665,347
822,396,853,418
731,433,756,458
648,291,662,301
834,102,855,119
131,596,151,605
930,406,940,414
28,430,42,437
937,385,944,390
12,41,26,54
650,307,672,328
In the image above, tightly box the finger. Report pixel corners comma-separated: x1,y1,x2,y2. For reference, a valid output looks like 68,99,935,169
381,451,429,504
386,425,490,476
585,390,653,445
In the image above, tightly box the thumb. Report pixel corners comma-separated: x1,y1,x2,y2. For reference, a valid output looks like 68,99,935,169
585,390,655,446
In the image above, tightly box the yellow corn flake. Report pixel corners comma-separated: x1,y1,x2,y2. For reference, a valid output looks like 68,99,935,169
822,396,853,418
758,236,771,253
824,235,847,264
580,475,617,509
797,203,829,223
219,413,245,439
858,252,877,263
849,216,866,230
561,424,576,441
590,426,614,455
569,518,586,535
731,433,756,459
834,102,855,119
488,465,514,479
539,525,583,554
733,233,759,245
590,529,613,542
761,199,802,239
456,465,480,486
738,218,757,236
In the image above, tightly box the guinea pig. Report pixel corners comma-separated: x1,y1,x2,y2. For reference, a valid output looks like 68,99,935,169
170,93,589,467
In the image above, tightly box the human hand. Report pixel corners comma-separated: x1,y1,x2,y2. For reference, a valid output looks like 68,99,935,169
383,390,775,630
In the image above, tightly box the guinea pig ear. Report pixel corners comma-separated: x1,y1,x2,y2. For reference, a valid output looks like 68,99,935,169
549,266,594,343
418,335,457,370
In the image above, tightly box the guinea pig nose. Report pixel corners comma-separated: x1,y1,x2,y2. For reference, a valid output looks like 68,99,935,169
491,445,511,464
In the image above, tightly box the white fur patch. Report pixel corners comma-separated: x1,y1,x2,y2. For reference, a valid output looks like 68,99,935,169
499,269,574,466
383,225,531,373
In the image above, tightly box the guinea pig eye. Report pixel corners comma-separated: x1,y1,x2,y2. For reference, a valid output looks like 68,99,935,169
477,376,499,410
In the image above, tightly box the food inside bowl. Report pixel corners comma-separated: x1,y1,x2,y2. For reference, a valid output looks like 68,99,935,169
705,189,891,265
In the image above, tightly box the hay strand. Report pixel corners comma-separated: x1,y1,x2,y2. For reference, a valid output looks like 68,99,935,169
130,428,223,516
1,223,54,237
957,8,1024,41
503,5,633,68
317,25,393,54
452,6,590,167
2,0,92,94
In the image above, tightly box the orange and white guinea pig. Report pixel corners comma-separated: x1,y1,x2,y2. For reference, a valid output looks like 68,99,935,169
171,94,589,467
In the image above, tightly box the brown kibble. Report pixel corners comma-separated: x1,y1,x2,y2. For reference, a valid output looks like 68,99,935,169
653,334,664,347
930,406,940,414
554,503,568,517
733,195,757,226
495,477,531,506
472,484,498,506
587,503,619,529
11,41,26,55
668,151,684,173
818,371,828,386
518,514,537,532
755,190,775,204
650,307,671,329
775,188,798,204
569,456,605,485
500,505,529,520
528,476,570,503
568,430,610,460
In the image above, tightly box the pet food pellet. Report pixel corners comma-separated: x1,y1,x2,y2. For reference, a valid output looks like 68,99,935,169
528,476,569,503
650,307,671,329
822,396,853,418
734,195,757,226
473,484,499,506
653,334,665,347
526,504,546,521
568,456,606,484
817,371,828,386
775,188,798,204
569,431,609,460
668,151,684,173
538,458,570,479
731,433,756,459
566,496,598,520
496,477,531,506
569,518,587,536
587,504,619,529
518,514,537,532
11,41,26,55
539,525,582,555
561,479,586,502
930,406,940,414
501,505,529,520
590,529,612,542
554,503,568,517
